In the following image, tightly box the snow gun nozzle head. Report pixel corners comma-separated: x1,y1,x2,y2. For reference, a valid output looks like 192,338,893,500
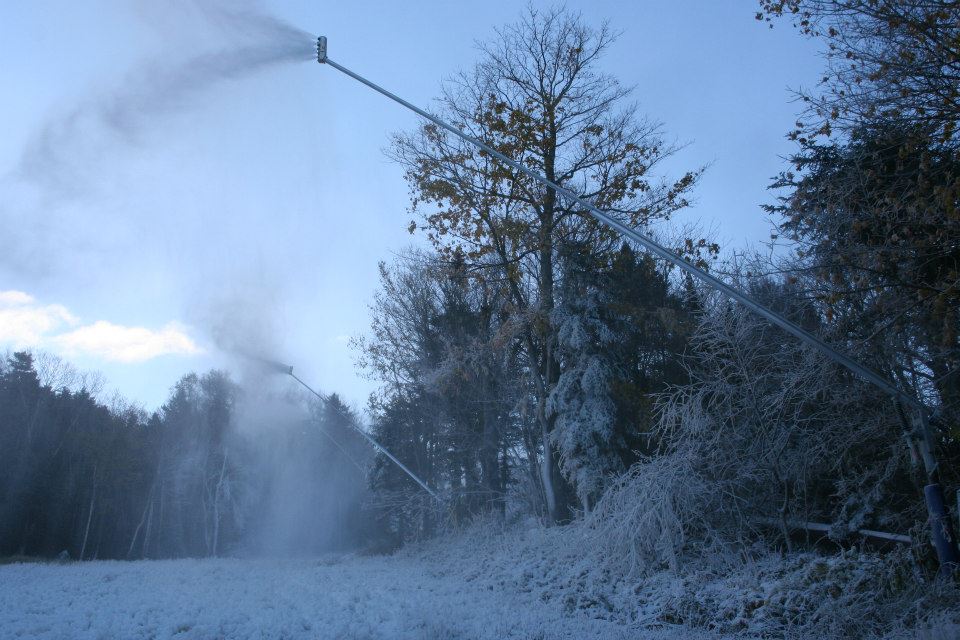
237,351,294,376
316,36,327,64
265,359,294,376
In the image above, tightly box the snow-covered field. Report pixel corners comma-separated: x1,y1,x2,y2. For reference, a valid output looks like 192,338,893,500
4,519,957,640
0,552,719,640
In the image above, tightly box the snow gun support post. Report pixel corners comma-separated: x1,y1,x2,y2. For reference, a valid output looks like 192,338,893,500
313,34,960,574
271,352,442,503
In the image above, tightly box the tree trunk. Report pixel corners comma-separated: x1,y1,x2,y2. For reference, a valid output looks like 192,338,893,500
212,454,228,557
143,494,155,558
79,467,97,560
128,482,156,559
479,375,502,515
536,120,575,524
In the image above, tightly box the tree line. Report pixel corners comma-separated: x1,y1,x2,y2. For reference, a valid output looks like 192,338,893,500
357,1,960,569
0,352,372,559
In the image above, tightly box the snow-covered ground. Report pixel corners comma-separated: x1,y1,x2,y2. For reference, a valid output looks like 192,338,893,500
4,519,957,639
0,552,719,640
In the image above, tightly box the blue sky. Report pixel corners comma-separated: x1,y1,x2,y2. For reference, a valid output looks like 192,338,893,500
0,1,823,413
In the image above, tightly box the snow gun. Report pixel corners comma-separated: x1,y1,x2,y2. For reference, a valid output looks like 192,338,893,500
312,34,959,570
244,351,441,502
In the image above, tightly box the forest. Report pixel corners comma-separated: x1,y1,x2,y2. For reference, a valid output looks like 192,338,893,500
0,353,374,559
2,2,960,635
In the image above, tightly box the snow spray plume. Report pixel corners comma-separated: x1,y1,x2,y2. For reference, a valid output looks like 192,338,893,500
185,267,293,394
236,351,294,376
192,282,373,555
223,354,374,555
15,4,315,194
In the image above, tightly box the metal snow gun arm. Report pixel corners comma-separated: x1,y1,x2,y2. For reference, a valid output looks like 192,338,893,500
311,34,959,570
247,352,440,502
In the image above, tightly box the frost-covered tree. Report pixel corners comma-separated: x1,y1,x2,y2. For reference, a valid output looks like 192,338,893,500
761,0,960,491
548,298,619,512
550,243,693,511
391,6,701,522
360,251,526,537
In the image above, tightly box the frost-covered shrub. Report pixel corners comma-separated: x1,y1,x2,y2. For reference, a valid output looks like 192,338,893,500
651,549,951,639
569,278,953,634
406,517,959,639
901,612,960,640
586,455,709,575
644,285,918,552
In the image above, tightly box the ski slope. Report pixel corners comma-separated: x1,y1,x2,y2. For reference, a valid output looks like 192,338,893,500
0,553,718,640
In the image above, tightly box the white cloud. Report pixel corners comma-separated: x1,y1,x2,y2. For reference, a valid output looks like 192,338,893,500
0,290,200,362
0,290,36,306
0,290,78,347
51,321,201,363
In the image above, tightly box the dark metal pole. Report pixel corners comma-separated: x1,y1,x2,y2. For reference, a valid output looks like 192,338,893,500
914,412,960,571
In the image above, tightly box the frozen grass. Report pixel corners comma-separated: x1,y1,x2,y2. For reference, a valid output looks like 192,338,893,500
0,550,719,640
3,519,956,639
402,517,960,639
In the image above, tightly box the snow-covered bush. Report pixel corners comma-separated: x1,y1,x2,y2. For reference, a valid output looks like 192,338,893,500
608,283,919,560
586,455,708,575
648,548,955,638
406,517,959,639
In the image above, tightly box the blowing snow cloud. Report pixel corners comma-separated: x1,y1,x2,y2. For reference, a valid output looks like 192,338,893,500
15,1,314,195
